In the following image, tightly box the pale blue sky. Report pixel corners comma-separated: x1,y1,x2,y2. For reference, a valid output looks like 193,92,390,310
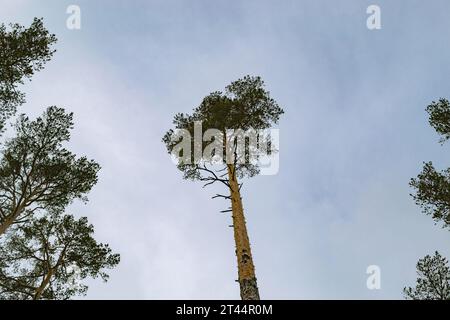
2,0,450,299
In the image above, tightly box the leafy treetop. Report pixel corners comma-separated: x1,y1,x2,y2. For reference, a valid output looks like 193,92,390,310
410,99,450,229
0,18,57,131
404,251,450,300
163,75,284,180
0,214,120,300
427,98,450,144
0,106,100,233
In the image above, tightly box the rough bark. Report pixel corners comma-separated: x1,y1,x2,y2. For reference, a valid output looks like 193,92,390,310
227,164,260,300
34,269,53,300
0,205,24,236
0,215,15,236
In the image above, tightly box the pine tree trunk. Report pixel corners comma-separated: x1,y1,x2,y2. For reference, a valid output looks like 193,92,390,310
0,213,19,236
0,204,26,236
34,269,53,300
0,217,14,236
227,164,260,300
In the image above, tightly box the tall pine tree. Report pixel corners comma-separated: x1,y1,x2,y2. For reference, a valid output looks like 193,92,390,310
163,76,283,300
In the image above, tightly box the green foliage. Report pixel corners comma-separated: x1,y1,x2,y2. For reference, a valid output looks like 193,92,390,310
410,162,450,229
427,98,450,144
407,98,450,300
0,106,100,231
163,75,284,180
0,19,118,300
0,18,56,131
0,214,120,300
404,251,450,300
410,99,450,229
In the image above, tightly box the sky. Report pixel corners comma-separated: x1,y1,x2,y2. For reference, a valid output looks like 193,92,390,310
1,0,450,299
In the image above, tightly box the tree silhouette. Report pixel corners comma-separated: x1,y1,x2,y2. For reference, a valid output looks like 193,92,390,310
0,18,56,132
427,98,450,144
404,251,450,300
0,107,100,236
406,98,450,299
0,214,120,300
163,75,283,300
0,19,118,300
410,98,450,229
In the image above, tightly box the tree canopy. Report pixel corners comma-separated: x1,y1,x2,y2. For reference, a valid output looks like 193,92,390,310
406,98,450,300
410,162,450,229
163,75,284,181
427,98,450,144
0,106,100,235
410,98,450,229
0,214,120,300
0,18,118,300
0,18,56,131
404,251,450,300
